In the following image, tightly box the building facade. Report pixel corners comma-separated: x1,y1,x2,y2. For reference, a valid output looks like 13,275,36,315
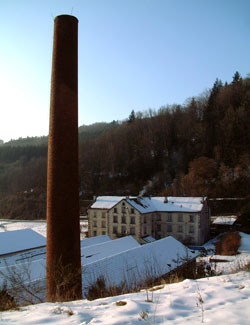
87,196,210,245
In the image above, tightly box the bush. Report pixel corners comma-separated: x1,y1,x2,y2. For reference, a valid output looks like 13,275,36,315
86,276,121,300
0,283,17,311
215,232,241,255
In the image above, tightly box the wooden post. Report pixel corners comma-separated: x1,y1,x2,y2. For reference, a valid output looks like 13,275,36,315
46,15,82,302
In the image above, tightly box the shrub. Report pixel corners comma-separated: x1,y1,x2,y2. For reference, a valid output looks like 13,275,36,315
0,283,17,311
0,261,45,306
86,276,121,300
215,232,241,256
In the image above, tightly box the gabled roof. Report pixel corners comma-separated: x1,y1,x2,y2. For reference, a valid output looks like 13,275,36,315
90,196,205,213
0,235,199,295
0,229,46,256
80,235,111,248
81,236,140,265
90,196,126,209
82,236,199,292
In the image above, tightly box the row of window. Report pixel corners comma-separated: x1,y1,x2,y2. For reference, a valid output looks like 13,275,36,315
114,214,195,223
115,214,195,223
93,221,106,228
155,224,194,233
93,207,135,218
93,217,195,228
93,224,194,236
93,226,194,237
113,226,135,235
92,211,195,223
93,212,106,218
113,215,135,224
160,214,195,222
141,224,194,234
93,230,106,236
113,207,135,214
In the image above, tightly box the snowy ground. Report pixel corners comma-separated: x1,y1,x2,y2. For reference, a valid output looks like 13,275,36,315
0,220,88,239
0,271,250,324
0,221,250,324
201,232,250,274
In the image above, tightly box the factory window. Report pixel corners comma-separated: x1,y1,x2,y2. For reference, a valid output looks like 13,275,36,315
156,214,161,221
122,226,127,235
130,216,135,224
156,224,161,232
167,224,172,232
130,227,135,235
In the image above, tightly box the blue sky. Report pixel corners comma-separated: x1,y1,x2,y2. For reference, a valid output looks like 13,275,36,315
0,0,249,142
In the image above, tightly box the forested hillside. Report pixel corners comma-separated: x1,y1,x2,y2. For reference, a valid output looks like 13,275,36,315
0,72,250,219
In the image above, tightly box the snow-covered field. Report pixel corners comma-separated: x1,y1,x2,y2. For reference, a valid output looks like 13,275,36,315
1,271,250,324
0,221,250,324
0,220,88,239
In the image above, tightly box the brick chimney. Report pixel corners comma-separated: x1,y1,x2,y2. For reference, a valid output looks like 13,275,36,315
46,15,82,302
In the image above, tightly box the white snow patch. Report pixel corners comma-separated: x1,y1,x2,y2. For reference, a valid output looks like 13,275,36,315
213,216,237,225
0,271,250,324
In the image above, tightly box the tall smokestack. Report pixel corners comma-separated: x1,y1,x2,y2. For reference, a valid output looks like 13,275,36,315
46,15,82,302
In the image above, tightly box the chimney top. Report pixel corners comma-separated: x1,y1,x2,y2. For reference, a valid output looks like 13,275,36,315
54,15,78,23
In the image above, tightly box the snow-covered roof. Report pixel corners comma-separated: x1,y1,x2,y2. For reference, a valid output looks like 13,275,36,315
90,196,126,209
0,235,198,294
82,236,199,293
81,236,140,265
90,196,205,213
213,216,237,225
0,236,112,269
80,235,111,248
0,229,46,256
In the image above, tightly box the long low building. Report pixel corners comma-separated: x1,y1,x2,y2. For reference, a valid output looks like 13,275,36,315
0,234,198,302
0,235,139,288
88,196,210,245
82,236,199,297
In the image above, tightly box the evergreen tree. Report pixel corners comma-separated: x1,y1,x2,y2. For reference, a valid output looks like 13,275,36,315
128,110,136,123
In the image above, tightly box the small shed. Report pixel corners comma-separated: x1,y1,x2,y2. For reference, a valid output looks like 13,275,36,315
211,216,238,235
